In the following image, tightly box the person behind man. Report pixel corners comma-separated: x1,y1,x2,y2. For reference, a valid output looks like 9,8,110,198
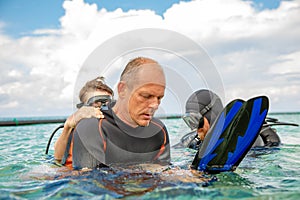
180,89,281,149
70,57,170,169
54,76,114,163
178,89,223,149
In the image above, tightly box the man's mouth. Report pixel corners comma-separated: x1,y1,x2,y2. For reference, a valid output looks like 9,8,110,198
142,113,152,120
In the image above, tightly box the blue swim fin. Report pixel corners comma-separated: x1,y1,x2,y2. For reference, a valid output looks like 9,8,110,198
191,96,269,173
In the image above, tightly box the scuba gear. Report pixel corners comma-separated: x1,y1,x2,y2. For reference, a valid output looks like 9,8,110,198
182,112,204,130
179,131,203,149
178,115,298,150
45,95,113,155
185,89,223,125
182,89,224,148
191,96,269,173
178,89,298,150
76,95,112,109
183,89,222,150
45,124,64,155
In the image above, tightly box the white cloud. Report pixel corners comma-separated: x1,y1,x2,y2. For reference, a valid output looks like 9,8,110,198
268,51,300,74
8,70,22,78
0,0,300,117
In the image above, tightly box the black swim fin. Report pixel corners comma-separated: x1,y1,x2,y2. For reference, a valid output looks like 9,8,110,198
191,96,269,173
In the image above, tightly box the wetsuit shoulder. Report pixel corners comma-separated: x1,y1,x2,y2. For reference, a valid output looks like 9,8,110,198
72,118,106,169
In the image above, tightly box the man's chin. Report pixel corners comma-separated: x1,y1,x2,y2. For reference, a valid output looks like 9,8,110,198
137,120,151,127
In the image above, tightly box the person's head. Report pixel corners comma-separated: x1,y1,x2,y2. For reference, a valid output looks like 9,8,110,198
115,57,166,127
77,76,114,108
183,89,223,130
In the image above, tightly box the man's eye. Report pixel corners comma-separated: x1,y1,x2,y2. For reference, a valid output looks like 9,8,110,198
141,94,151,99
142,95,151,99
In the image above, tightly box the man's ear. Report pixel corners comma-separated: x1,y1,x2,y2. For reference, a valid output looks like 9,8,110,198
117,81,127,99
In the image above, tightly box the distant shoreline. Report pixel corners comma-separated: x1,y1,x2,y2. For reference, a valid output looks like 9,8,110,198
0,112,299,126
268,112,300,115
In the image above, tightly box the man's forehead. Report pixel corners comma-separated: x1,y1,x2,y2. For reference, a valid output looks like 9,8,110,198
137,82,166,90
135,83,165,96
135,64,166,86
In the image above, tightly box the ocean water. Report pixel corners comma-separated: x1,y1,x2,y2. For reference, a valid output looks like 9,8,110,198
0,113,299,199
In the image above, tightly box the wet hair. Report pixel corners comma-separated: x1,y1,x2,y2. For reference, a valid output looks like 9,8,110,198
120,57,160,87
79,76,114,103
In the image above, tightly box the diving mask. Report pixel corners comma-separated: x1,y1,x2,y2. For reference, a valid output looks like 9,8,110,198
182,112,204,130
76,95,112,109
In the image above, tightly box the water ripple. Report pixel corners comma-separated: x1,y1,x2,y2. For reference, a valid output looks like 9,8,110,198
0,116,299,199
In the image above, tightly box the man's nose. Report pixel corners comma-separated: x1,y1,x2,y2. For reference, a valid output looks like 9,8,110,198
149,98,160,110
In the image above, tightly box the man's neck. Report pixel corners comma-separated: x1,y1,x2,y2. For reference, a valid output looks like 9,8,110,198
112,103,138,128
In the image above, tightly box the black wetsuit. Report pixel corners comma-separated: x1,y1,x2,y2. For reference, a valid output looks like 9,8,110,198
68,106,170,169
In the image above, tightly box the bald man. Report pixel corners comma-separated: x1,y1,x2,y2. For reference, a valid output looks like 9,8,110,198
71,57,171,169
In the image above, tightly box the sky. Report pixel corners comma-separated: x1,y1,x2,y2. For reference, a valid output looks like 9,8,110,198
0,0,299,117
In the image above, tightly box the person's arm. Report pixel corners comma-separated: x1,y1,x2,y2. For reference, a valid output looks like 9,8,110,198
54,114,75,161
54,106,104,161
197,117,210,141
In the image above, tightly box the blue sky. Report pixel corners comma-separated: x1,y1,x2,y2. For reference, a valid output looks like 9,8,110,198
0,0,282,38
1,0,191,37
0,0,299,117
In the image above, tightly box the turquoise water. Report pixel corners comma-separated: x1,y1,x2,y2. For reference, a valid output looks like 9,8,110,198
0,113,299,199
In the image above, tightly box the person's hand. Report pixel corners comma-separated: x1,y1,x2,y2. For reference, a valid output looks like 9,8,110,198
197,117,210,140
65,106,104,128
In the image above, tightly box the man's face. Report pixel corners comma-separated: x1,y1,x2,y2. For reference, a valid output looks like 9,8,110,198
128,83,165,126
116,63,166,127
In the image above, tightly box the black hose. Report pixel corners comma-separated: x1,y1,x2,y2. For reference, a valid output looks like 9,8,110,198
263,122,299,127
265,117,279,123
45,124,64,155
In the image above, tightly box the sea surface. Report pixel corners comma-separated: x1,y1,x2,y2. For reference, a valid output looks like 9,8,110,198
0,113,299,199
